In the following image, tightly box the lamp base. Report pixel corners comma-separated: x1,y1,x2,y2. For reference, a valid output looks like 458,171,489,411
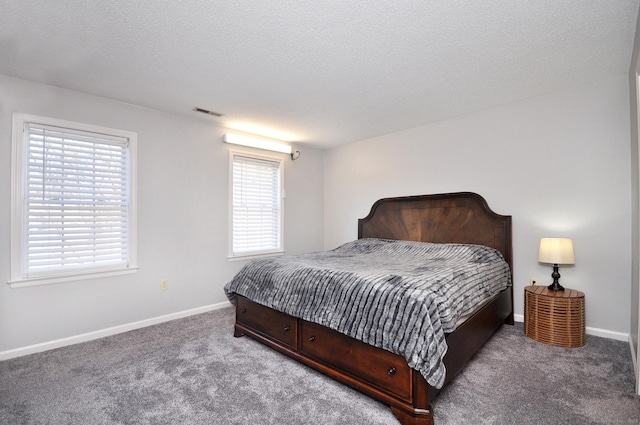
547,282,565,292
548,264,564,292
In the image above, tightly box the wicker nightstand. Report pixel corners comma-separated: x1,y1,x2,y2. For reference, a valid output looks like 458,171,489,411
524,285,585,348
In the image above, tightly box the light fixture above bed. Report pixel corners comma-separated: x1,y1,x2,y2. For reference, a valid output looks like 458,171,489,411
538,238,575,291
223,133,300,160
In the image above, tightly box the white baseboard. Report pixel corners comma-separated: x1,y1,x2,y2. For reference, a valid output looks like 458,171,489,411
586,326,629,341
513,313,629,342
629,335,639,395
2,304,630,361
0,301,233,361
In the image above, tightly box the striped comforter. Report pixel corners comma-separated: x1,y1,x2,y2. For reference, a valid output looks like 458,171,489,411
224,238,511,388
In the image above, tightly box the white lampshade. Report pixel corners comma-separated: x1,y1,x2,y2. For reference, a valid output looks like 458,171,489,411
538,238,575,265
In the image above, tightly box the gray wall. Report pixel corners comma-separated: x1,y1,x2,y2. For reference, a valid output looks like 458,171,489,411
0,72,634,355
0,75,325,353
324,75,632,336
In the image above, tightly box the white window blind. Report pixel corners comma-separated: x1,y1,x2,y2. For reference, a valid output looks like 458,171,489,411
18,120,133,279
231,153,283,256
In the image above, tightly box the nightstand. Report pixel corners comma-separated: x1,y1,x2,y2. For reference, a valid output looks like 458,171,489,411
524,285,585,348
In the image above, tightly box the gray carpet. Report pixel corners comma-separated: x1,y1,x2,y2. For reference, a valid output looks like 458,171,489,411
0,307,638,425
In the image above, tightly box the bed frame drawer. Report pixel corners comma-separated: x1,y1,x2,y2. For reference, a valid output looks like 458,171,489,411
300,320,411,400
236,297,297,348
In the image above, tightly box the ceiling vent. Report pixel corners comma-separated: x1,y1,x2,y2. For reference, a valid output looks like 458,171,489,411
193,107,224,117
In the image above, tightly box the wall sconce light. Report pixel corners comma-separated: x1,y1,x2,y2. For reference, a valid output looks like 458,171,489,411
223,133,300,160
538,238,575,291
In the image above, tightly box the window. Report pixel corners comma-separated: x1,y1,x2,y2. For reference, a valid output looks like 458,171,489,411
10,114,137,287
229,151,284,258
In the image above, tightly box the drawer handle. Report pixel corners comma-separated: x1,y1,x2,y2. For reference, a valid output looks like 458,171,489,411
240,308,247,313
283,326,291,332
387,367,397,376
308,336,316,342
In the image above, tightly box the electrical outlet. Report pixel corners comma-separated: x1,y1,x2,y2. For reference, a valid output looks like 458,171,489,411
161,279,168,290
530,278,538,286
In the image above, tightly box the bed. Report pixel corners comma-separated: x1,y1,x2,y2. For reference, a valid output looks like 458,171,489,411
225,192,513,425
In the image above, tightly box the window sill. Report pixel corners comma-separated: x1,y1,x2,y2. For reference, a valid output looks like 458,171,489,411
227,250,285,262
8,267,139,288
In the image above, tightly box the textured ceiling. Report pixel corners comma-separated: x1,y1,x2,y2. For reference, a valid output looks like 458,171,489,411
0,1,638,149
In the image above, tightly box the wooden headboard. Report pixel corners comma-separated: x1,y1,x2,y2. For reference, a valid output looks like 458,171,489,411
358,192,512,269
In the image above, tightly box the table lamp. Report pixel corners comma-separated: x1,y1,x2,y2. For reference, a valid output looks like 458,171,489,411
538,238,575,291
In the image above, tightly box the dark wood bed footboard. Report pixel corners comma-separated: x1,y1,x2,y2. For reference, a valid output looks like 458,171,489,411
234,287,512,425
231,192,513,425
